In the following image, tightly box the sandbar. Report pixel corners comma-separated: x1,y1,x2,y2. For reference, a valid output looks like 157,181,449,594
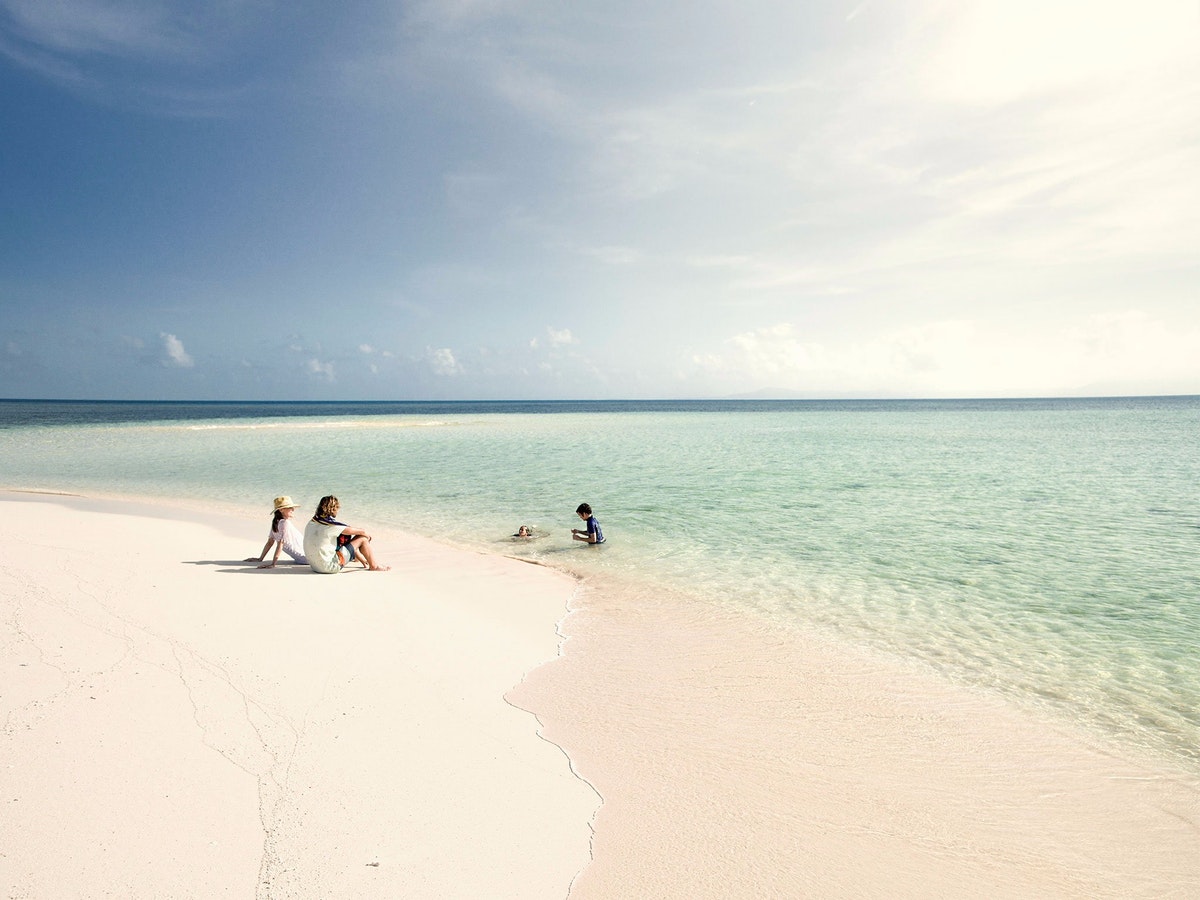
0,492,596,898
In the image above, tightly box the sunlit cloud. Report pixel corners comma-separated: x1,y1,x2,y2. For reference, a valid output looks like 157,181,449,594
1064,312,1200,388
916,0,1197,104
692,321,972,395
159,333,193,368
845,2,869,23
693,311,1200,398
426,347,462,376
529,326,579,350
307,358,335,381
579,245,642,266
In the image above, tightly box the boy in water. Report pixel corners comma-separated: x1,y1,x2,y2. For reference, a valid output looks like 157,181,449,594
571,503,605,544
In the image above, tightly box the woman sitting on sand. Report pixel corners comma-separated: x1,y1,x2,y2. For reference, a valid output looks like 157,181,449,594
302,495,390,573
246,495,308,568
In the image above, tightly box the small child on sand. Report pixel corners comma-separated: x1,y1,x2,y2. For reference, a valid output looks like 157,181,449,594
570,503,605,544
246,496,308,568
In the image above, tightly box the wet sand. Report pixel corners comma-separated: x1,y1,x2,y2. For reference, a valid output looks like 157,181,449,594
510,576,1200,899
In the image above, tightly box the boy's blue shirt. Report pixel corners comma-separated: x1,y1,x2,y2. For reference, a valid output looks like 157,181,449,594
586,515,604,543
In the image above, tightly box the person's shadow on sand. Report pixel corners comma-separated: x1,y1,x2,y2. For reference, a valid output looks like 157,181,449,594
184,560,315,574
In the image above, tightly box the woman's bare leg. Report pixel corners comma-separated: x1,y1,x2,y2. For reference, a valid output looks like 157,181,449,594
351,536,390,571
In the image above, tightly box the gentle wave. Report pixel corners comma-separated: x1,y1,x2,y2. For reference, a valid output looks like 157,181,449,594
181,420,459,431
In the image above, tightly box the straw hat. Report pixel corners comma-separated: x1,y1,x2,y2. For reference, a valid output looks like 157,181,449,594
273,496,298,512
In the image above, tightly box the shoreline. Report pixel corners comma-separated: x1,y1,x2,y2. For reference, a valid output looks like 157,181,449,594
0,491,597,898
4,489,1199,897
510,576,1200,898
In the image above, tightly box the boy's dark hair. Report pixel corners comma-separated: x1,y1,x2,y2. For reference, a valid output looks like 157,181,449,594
576,503,592,516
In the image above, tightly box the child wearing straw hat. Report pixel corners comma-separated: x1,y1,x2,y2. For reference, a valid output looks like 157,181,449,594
246,496,308,568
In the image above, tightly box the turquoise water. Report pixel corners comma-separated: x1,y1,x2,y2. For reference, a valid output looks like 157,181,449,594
2,398,1198,769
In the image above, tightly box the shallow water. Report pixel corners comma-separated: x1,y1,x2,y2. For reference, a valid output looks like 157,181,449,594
2,397,1198,769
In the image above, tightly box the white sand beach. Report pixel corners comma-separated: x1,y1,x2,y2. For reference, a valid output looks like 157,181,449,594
3,491,1199,899
510,580,1200,899
0,492,596,898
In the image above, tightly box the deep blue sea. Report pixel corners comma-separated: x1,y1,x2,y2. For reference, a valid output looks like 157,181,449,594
2,397,1198,771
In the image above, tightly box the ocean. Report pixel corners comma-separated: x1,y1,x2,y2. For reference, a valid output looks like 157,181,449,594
2,397,1197,772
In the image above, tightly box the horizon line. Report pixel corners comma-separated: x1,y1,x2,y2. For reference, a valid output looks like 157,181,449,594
2,394,1198,404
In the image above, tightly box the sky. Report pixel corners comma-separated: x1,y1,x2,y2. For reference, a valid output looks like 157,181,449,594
1,0,1197,400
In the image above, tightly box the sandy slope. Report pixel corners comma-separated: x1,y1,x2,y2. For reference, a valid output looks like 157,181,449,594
0,493,596,899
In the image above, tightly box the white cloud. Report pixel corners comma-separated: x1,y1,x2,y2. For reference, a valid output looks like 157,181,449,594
848,1,1200,269
530,326,579,350
687,254,753,270
359,344,374,354
160,332,194,367
693,312,1200,398
0,0,185,58
546,326,577,347
692,321,963,394
0,0,278,115
1063,311,1200,389
427,347,462,376
579,245,642,266
307,358,335,381
917,0,1196,105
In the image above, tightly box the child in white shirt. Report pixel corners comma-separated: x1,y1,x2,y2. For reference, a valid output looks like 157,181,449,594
246,496,308,568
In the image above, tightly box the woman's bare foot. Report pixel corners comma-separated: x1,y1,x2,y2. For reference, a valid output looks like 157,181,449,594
352,536,389,571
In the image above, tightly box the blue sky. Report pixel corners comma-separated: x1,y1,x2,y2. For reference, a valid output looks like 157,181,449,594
1,0,1197,400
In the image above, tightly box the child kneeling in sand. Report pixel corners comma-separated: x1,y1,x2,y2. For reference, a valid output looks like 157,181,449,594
303,495,390,573
570,502,605,544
